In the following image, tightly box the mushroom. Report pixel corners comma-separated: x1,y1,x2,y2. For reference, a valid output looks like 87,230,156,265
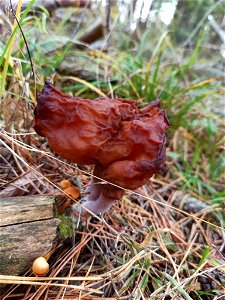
34,81,169,214
32,256,49,276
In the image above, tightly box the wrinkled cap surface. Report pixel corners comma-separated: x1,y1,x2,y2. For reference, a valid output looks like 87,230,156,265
34,81,169,191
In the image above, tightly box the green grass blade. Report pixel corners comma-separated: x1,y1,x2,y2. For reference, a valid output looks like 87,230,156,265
197,246,211,268
165,274,193,300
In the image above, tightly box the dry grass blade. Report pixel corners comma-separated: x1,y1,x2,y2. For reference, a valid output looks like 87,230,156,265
0,279,102,294
59,75,107,97
0,275,103,281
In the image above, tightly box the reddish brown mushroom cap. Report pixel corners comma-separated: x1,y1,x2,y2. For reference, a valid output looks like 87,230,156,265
34,81,169,214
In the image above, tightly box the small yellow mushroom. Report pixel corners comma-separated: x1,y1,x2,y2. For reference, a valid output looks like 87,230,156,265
32,256,49,276
60,179,71,189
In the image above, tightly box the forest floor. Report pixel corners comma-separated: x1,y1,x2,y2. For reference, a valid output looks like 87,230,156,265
0,1,225,299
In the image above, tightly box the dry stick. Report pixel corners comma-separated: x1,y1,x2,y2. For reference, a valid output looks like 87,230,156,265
1,130,224,233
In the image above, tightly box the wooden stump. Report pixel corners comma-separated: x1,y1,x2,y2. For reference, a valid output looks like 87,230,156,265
0,196,60,275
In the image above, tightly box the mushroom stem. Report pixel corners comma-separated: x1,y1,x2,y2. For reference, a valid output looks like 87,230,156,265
75,177,122,215
82,192,116,214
